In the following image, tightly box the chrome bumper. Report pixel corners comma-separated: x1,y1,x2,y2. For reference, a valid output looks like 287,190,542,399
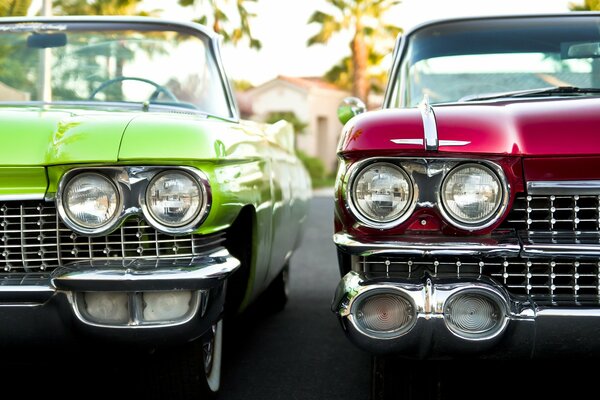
334,231,600,259
0,248,240,346
333,271,600,358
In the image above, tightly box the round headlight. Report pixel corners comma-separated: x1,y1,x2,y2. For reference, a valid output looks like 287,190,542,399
63,173,119,229
351,162,413,226
441,163,503,226
145,171,202,228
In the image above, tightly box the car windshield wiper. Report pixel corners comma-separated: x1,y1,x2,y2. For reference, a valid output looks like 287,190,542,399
462,86,600,102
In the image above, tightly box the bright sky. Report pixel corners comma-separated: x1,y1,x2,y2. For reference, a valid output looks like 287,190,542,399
34,0,578,85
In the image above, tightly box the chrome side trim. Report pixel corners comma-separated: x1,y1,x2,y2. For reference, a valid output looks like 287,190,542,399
391,138,424,145
439,140,471,146
419,96,438,151
528,180,600,195
333,232,521,257
391,139,471,146
0,194,45,201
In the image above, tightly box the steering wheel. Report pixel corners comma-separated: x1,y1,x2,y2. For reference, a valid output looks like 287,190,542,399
89,76,180,103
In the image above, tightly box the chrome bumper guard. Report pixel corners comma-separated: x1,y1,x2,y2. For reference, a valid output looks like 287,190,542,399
333,271,600,358
0,248,240,344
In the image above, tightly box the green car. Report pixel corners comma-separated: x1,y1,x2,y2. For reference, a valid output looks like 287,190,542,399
0,16,311,396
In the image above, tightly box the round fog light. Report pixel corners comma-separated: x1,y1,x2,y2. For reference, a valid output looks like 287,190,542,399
143,291,193,322
83,292,129,324
353,291,416,338
444,290,507,340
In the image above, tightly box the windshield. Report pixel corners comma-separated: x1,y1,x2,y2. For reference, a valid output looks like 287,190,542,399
0,21,232,117
389,16,600,107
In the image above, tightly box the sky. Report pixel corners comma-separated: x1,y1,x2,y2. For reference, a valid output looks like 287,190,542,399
33,0,579,85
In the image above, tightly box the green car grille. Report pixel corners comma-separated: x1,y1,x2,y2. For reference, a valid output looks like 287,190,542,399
0,200,224,276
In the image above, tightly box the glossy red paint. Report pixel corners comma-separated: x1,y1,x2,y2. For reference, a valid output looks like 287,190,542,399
524,156,600,181
339,97,600,158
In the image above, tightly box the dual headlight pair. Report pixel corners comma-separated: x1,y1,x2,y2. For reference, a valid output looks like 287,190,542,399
57,168,209,235
349,161,506,230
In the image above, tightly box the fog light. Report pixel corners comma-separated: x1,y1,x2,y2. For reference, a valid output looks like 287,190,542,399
353,291,415,338
444,290,506,340
143,291,193,322
83,292,128,324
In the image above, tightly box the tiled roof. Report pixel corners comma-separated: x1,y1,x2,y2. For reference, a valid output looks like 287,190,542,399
276,75,344,91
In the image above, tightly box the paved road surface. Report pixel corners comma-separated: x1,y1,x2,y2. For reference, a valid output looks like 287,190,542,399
220,191,371,400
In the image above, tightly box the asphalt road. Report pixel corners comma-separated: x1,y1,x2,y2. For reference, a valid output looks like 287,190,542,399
220,191,371,400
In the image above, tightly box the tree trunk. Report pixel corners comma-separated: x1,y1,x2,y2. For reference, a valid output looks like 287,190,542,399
351,31,369,104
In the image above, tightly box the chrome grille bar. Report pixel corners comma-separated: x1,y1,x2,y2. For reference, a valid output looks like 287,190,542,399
504,194,600,231
359,256,600,299
0,201,225,278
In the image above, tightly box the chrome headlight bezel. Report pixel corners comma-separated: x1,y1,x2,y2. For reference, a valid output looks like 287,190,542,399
56,166,212,236
439,162,508,230
140,169,210,234
346,161,416,229
56,172,123,235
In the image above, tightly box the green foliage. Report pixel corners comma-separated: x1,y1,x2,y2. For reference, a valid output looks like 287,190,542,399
265,111,307,135
307,0,402,100
231,79,254,91
296,150,326,185
0,0,32,16
179,0,262,50
570,0,600,10
52,0,148,15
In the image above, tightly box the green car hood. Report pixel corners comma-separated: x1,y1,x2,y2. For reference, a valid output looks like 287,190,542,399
0,107,134,166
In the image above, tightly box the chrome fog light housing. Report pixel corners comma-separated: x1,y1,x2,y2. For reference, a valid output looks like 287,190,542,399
444,289,507,340
350,162,414,228
351,290,416,338
441,163,506,228
142,291,193,322
60,173,120,232
82,292,129,324
143,170,206,232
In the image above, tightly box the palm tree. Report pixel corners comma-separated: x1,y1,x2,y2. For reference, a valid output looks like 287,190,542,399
178,0,261,49
0,0,32,16
570,0,600,10
307,0,401,102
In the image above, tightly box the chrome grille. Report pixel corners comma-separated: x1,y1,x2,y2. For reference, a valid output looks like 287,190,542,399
502,194,600,231
0,201,225,275
359,256,600,299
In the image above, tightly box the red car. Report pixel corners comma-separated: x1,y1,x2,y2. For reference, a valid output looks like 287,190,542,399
333,12,600,396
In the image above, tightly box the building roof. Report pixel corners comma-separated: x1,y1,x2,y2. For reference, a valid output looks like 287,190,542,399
276,75,344,91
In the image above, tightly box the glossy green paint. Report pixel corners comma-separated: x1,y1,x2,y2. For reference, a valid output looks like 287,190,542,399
0,167,47,198
8,105,311,310
0,107,134,166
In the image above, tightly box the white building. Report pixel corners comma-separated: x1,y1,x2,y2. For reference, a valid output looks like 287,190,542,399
244,76,349,173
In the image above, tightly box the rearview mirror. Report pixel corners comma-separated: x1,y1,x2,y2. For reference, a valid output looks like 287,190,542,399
563,42,600,59
337,97,366,125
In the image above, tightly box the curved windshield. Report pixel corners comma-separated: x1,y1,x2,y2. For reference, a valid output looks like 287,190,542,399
390,16,600,107
0,21,232,117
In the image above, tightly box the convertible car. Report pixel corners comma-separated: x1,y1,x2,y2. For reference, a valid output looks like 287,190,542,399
333,12,600,397
0,16,310,397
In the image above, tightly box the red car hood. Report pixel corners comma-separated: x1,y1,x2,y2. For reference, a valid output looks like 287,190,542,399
339,97,600,157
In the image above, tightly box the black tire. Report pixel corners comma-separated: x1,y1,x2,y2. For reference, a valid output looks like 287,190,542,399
261,263,290,313
371,356,444,400
146,320,223,399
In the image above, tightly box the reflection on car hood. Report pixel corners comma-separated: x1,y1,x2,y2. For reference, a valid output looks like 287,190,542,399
0,106,134,165
339,97,600,157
